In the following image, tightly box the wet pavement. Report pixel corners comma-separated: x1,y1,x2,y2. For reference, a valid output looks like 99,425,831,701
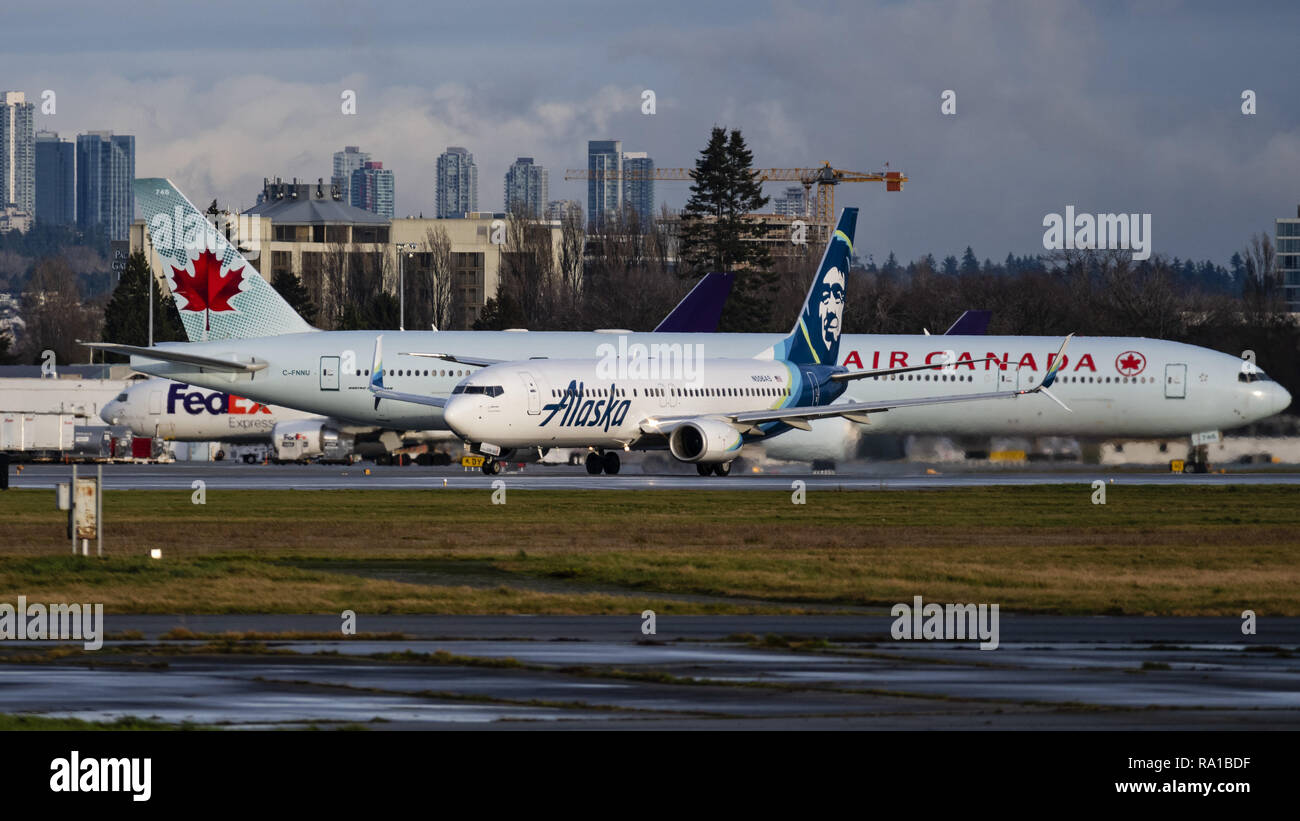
2,615,1297,729
10,461,1300,491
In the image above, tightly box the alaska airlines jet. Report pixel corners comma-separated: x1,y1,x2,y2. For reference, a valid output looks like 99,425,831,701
366,209,1069,475
83,179,1289,471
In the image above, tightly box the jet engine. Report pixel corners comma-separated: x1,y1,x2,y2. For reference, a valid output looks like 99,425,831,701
668,418,742,463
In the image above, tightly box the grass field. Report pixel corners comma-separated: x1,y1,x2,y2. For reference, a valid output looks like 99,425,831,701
1,484,1297,615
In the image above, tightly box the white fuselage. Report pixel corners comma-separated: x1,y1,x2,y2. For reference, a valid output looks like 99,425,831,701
441,358,803,449
130,331,1291,452
100,378,318,442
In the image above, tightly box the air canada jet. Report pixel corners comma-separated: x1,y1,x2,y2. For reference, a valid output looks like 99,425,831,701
98,275,735,463
366,209,1070,475
83,179,1289,471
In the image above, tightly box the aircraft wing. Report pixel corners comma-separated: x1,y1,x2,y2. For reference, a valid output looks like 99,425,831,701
400,352,505,367
80,341,268,373
642,385,1060,435
370,386,447,409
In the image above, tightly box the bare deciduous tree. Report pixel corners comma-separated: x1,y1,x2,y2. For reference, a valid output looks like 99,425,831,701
20,256,102,364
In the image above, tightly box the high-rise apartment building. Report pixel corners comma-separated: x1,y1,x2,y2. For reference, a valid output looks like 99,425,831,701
503,157,548,218
621,151,654,224
34,131,75,225
332,145,370,205
772,185,807,217
0,91,35,215
586,140,622,227
1277,206,1300,312
76,131,135,240
587,140,656,227
350,161,395,218
436,147,478,218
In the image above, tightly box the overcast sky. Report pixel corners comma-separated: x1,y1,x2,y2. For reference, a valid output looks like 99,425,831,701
3,0,1297,265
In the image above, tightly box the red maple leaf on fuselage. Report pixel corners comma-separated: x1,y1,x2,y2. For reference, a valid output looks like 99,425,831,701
171,249,244,314
1118,354,1142,373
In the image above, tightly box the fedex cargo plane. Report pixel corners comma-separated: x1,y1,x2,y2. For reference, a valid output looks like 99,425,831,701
84,179,1289,470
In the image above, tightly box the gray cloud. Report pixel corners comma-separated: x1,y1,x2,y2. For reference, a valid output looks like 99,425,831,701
3,0,1297,264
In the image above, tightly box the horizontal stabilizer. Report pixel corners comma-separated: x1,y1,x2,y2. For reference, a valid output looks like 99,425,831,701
80,341,267,372
401,352,504,368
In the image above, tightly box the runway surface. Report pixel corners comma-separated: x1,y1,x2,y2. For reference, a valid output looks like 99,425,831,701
3,616,1297,729
10,461,1300,491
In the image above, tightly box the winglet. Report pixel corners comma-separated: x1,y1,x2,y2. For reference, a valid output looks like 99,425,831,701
370,335,385,408
1041,334,1072,389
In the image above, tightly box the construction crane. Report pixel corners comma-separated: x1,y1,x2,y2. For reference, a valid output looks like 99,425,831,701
563,162,906,229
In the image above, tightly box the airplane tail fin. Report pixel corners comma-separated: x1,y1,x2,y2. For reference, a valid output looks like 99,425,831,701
653,272,735,332
134,178,316,341
771,207,857,366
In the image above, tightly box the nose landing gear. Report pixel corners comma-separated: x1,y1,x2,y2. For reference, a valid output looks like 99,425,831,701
481,459,501,476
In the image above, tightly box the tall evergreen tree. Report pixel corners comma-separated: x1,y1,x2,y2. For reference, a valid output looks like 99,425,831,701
271,269,318,325
101,251,184,356
941,255,959,276
679,127,774,331
960,246,980,275
0,330,16,365
679,127,771,273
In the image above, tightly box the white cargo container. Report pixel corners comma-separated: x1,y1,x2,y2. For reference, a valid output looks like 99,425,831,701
0,376,134,457
0,413,77,451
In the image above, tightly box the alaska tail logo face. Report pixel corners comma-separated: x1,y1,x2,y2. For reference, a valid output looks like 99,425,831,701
784,212,856,367
170,249,246,331
813,264,846,355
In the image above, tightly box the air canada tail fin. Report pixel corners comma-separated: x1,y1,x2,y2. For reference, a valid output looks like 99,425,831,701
134,178,315,342
769,207,856,366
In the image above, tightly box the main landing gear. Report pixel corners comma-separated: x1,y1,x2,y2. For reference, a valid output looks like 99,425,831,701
696,462,733,477
586,451,621,475
481,459,501,476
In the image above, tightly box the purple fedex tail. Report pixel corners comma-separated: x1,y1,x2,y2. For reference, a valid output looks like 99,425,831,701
944,310,991,336
653,272,735,333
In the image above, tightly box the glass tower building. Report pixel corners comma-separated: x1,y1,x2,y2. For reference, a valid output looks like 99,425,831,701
436,147,478,218
0,91,35,215
76,131,134,240
34,131,75,225
504,157,549,218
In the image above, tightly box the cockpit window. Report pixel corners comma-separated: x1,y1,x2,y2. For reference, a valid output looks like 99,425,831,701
452,384,504,397
115,393,128,402
1238,371,1273,383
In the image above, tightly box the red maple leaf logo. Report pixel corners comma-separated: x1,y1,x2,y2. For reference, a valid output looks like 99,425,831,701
171,250,244,331
1116,351,1146,376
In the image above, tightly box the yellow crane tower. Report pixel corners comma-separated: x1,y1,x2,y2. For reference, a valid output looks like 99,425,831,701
563,162,906,230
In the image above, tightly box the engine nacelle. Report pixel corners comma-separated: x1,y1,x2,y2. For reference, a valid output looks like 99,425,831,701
272,420,354,463
668,418,742,463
